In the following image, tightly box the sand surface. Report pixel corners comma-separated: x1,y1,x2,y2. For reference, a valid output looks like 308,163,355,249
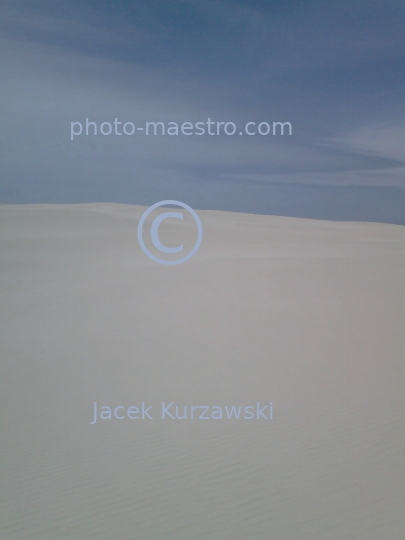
1,203,404,539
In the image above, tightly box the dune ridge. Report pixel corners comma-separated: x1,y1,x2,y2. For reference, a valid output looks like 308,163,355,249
1,204,404,540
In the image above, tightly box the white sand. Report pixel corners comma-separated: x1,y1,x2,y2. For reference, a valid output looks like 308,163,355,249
1,203,404,540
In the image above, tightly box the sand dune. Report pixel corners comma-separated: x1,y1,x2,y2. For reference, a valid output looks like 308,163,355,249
1,203,404,539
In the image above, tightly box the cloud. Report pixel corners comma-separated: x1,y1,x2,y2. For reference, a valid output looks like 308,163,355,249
0,1,404,222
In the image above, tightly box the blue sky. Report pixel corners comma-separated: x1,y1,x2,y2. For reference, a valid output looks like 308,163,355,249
1,0,404,222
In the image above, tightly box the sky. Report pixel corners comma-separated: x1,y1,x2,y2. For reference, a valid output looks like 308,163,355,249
1,0,404,223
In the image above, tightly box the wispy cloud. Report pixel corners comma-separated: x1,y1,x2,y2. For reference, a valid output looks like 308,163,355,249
0,1,404,221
